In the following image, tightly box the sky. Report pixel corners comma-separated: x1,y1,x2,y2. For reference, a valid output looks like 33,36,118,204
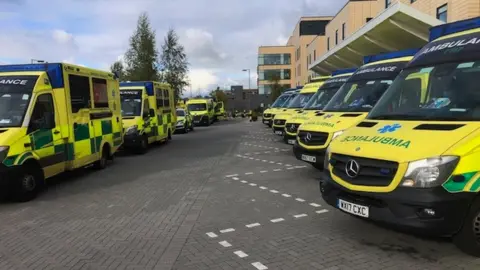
0,0,348,96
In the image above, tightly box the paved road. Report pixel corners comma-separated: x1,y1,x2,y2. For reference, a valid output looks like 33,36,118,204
0,119,479,270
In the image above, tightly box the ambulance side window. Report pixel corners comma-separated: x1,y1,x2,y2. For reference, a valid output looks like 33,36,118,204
92,78,109,108
69,75,92,113
155,88,162,109
162,89,170,107
28,94,55,134
143,99,150,119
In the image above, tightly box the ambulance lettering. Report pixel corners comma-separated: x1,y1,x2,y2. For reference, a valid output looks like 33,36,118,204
341,135,411,149
0,79,28,85
416,37,480,57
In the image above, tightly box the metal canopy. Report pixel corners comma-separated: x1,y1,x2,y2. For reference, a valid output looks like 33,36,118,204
309,2,444,75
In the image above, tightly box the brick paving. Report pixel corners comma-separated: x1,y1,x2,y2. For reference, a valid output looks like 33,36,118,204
0,119,479,269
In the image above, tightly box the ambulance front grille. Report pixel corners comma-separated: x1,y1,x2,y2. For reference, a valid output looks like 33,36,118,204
297,131,329,146
330,153,398,187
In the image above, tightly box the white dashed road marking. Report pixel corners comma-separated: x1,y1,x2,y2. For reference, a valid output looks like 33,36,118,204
226,174,238,178
220,228,235,233
234,250,249,258
294,214,308,218
206,232,218,238
282,194,291,198
260,170,268,173
249,183,257,186
310,203,321,207
316,209,329,214
296,198,306,202
270,218,285,223
246,223,261,228
232,177,239,180
241,180,248,183
245,172,254,175
252,262,268,270
273,169,282,172
270,190,279,193
259,186,268,190
219,241,232,247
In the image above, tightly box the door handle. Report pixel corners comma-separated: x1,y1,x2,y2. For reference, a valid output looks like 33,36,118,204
53,130,60,135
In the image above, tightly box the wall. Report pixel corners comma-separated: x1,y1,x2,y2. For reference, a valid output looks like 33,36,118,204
225,86,271,112
384,0,480,22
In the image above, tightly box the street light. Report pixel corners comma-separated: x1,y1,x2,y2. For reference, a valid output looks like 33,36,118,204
242,69,252,111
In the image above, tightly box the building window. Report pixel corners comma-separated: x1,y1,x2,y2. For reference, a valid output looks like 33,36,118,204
366,17,373,23
342,23,346,40
411,0,417,3
385,0,391,8
258,69,291,80
258,54,291,65
335,30,338,45
313,50,316,61
437,4,447,22
327,37,330,51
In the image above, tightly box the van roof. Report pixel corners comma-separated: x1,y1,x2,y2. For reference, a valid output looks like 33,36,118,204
363,48,420,65
0,62,116,89
430,16,480,42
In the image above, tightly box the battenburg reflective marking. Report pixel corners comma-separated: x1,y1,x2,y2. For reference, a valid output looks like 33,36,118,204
363,48,421,65
429,16,480,41
340,135,411,149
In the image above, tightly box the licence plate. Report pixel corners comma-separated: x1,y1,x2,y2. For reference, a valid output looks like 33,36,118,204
338,199,369,218
301,154,316,163
287,139,296,145
275,131,283,135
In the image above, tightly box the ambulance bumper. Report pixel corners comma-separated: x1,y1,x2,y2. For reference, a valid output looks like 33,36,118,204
123,133,143,148
320,170,475,237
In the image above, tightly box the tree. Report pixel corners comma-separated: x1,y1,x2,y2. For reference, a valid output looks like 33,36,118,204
110,60,125,81
124,12,159,81
160,29,189,103
210,86,228,104
269,75,283,102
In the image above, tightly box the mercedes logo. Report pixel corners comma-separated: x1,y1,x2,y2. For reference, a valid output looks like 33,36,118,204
290,124,296,131
345,159,360,178
305,133,312,142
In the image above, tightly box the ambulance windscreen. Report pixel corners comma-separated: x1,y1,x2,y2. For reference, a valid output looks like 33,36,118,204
0,75,37,127
369,60,480,121
120,90,142,117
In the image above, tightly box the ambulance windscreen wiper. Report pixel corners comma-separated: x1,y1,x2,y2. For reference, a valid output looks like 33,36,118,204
369,113,428,120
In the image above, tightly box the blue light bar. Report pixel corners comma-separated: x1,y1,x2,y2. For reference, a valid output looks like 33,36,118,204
296,85,303,89
0,63,64,88
332,68,357,76
429,16,480,42
363,48,421,65
120,81,155,96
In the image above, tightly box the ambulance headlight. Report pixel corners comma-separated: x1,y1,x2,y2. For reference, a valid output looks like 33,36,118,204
177,120,184,126
0,146,9,162
331,130,344,141
400,156,459,188
125,125,138,135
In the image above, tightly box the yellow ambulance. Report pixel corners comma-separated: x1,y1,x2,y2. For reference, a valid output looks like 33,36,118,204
215,101,226,121
272,80,330,136
262,89,297,127
0,63,122,201
283,68,356,144
322,17,480,257
186,98,215,126
294,48,420,169
120,81,175,154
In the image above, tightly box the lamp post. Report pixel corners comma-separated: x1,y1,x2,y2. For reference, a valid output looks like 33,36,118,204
242,69,252,111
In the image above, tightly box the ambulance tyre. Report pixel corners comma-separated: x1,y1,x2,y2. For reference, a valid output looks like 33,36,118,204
453,197,480,257
15,161,43,202
94,144,110,170
168,129,172,141
137,135,149,154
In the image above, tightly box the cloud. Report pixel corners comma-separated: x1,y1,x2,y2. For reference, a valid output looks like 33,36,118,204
0,0,348,91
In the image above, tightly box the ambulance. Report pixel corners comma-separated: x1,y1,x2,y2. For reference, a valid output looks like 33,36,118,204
186,98,215,126
322,17,480,257
294,48,420,169
215,101,226,121
0,63,122,201
262,89,297,127
120,81,175,154
283,68,356,145
177,99,186,109
272,80,330,136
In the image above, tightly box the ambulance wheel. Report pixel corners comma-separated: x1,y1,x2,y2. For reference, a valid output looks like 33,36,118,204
453,197,480,257
94,145,110,169
137,136,149,154
206,118,211,126
15,162,43,202
168,129,172,140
